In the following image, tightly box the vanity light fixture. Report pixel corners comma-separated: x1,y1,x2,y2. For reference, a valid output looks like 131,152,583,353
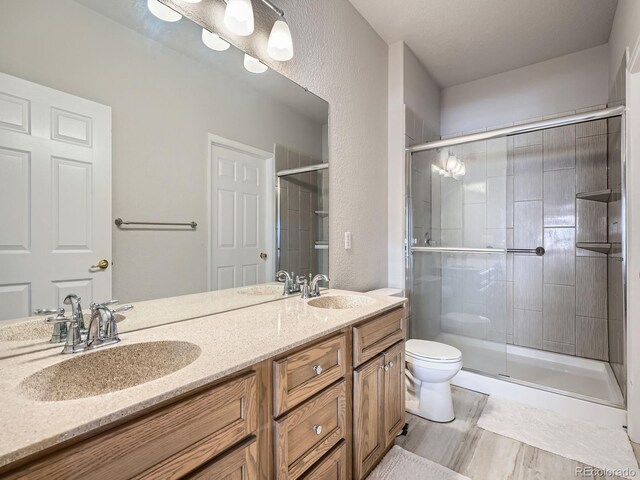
268,18,293,61
224,0,255,36
147,0,182,22
432,154,465,179
202,29,231,51
244,53,268,73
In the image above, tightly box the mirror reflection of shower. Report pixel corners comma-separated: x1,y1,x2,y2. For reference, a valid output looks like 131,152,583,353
275,144,329,285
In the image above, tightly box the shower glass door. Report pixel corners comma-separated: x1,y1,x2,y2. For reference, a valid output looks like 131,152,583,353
410,138,508,376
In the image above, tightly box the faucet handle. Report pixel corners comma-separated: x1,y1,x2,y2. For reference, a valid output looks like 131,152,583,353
113,304,134,313
90,299,119,310
44,313,76,325
34,307,64,316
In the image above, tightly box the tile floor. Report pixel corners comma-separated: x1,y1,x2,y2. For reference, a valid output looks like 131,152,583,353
395,387,638,479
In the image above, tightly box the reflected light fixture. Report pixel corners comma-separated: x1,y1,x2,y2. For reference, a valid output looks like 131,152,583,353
432,154,465,179
147,0,182,22
243,54,268,73
267,18,293,61
202,29,231,51
224,0,255,36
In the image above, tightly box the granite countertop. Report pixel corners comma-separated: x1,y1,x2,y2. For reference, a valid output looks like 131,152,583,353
0,289,406,468
0,282,291,359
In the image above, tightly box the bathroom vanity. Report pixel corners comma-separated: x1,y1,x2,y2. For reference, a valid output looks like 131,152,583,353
0,290,406,480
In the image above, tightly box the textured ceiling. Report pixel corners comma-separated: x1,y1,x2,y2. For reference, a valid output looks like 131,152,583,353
348,0,618,87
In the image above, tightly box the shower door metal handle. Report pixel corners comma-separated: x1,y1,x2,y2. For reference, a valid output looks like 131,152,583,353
411,246,545,256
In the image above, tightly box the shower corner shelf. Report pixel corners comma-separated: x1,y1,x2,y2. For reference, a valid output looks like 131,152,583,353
576,242,611,254
576,189,612,203
314,210,329,217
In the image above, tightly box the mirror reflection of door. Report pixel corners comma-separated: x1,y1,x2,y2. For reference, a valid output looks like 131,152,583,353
0,73,112,321
209,135,274,290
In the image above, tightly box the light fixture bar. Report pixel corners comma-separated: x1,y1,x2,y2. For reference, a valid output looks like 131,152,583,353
259,0,284,18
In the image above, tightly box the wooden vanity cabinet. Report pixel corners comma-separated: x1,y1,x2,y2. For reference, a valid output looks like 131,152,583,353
352,311,406,480
2,306,406,480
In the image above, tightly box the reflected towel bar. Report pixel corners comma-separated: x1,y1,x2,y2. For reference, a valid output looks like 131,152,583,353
412,246,545,256
115,218,197,229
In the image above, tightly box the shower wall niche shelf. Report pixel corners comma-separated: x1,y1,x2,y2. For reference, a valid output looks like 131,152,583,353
314,210,329,217
315,241,328,250
576,189,612,203
576,242,612,254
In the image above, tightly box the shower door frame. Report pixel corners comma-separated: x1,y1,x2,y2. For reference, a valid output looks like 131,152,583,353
404,106,628,406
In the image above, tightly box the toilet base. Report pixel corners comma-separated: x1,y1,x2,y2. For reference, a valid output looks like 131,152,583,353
406,380,455,423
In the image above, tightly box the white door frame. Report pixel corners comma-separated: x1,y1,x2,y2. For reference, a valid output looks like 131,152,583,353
626,39,640,441
206,134,275,290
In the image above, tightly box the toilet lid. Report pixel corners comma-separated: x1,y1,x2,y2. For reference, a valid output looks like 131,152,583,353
406,339,462,362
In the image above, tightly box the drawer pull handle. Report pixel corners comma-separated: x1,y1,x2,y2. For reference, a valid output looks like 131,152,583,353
312,365,323,375
312,424,323,435
380,361,394,371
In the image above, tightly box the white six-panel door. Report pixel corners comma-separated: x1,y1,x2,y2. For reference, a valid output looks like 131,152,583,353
0,72,112,321
210,139,270,290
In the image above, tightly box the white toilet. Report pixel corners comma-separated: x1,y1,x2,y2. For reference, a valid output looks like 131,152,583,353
365,288,463,422
405,339,462,422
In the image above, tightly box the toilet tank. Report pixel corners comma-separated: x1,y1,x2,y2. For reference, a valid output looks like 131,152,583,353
366,288,404,297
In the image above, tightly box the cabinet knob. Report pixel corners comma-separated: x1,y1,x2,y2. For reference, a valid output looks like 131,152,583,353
388,361,394,368
312,424,323,435
312,365,323,375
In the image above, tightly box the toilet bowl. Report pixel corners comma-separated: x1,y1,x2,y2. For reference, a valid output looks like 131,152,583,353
405,339,462,422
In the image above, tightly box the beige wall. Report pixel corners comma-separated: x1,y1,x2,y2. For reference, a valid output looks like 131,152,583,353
388,42,441,290
441,45,610,136
0,0,325,302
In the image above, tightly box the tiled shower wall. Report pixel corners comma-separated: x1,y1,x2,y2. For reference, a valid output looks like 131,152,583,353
275,144,324,279
411,111,619,363
507,118,610,360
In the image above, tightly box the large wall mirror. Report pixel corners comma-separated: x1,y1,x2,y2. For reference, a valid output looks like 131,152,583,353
0,0,329,331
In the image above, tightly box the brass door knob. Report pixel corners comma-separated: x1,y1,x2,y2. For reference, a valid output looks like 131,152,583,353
91,259,109,270
260,252,268,260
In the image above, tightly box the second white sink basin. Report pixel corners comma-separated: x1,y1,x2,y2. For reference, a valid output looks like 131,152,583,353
307,295,376,310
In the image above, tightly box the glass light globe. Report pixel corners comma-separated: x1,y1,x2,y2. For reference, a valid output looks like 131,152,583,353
267,19,293,61
224,0,254,36
147,0,182,22
243,54,268,74
202,29,230,51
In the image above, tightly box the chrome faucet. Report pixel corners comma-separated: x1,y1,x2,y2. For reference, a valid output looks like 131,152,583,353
44,299,133,354
310,274,329,297
299,274,329,299
33,307,67,343
63,294,86,332
276,270,302,295
298,276,311,299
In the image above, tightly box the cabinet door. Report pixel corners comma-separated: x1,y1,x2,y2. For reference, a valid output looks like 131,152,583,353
300,442,347,480
186,439,257,480
353,355,385,480
384,341,405,445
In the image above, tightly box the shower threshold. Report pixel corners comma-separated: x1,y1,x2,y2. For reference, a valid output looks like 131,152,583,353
434,333,626,428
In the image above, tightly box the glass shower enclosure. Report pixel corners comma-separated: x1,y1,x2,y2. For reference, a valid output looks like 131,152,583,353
406,107,626,407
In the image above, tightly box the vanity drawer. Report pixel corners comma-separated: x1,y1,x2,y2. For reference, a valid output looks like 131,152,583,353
185,438,258,480
273,334,347,416
353,307,405,367
274,380,347,480
6,372,257,480
300,442,348,480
